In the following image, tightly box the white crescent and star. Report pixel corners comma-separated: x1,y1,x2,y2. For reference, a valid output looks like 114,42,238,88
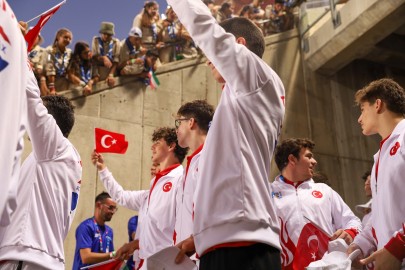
101,135,117,148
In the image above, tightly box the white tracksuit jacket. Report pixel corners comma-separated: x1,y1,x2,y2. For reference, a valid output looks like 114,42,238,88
0,71,82,269
0,1,27,240
354,119,405,268
99,164,183,266
174,145,203,245
271,177,362,269
168,0,285,256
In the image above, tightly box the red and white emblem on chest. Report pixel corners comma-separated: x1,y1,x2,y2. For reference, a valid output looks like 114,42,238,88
389,142,400,156
312,190,323,198
163,182,173,192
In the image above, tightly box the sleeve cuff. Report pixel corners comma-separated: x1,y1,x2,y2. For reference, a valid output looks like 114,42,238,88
345,228,358,239
385,233,405,261
99,167,110,178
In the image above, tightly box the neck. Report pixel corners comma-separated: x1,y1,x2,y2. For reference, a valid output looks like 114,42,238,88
94,214,105,226
378,114,404,139
281,169,307,183
159,155,179,171
57,44,66,53
188,134,206,154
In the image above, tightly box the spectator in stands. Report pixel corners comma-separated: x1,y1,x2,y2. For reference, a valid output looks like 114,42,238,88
67,41,99,96
118,27,146,76
239,5,255,20
44,28,73,94
132,1,164,51
157,6,197,63
268,0,294,33
272,138,362,269
27,29,47,96
215,2,234,23
150,162,160,177
251,0,265,19
203,0,219,17
92,22,121,88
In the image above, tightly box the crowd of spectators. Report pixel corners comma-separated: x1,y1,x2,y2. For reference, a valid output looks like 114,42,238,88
27,0,295,96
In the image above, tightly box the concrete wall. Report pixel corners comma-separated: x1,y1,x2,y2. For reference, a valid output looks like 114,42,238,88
20,28,405,268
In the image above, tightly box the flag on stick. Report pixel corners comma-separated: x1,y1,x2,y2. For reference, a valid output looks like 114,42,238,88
95,128,128,154
80,258,123,270
25,0,66,52
148,69,160,90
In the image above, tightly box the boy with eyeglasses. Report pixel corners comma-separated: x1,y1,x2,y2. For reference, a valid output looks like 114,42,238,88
173,100,214,259
72,192,117,270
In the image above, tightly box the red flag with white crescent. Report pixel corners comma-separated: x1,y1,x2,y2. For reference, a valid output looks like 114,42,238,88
95,128,128,154
24,0,66,52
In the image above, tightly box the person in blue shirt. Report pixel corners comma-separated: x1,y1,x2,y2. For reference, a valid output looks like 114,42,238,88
72,192,118,270
126,215,139,270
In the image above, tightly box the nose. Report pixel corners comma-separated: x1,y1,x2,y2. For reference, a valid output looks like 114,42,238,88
312,158,317,166
357,115,362,124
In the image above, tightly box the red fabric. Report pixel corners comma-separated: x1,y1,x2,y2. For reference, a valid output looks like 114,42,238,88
90,259,123,270
344,228,358,239
291,223,330,270
183,143,203,190
25,1,65,52
385,228,405,261
95,128,128,154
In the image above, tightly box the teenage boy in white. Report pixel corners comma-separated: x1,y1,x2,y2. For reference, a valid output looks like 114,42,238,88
0,71,82,270
173,100,214,249
91,127,188,269
272,138,362,270
168,0,285,268
348,78,405,270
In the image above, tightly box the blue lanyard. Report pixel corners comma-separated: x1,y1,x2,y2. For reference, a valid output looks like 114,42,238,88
167,23,176,40
151,23,157,42
97,37,113,61
28,50,37,59
80,65,91,83
54,51,68,76
125,37,139,56
93,218,110,253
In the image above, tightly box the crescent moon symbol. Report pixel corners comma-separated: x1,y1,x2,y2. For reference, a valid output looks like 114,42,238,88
101,135,113,148
307,235,319,249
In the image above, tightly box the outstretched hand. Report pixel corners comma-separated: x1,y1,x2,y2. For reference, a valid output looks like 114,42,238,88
91,150,106,171
175,235,196,264
115,240,139,261
360,247,401,270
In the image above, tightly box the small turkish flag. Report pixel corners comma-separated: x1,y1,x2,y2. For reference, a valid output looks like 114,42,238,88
25,0,66,52
81,259,123,270
95,128,128,154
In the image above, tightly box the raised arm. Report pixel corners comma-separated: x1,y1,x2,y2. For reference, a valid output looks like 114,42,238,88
25,70,66,161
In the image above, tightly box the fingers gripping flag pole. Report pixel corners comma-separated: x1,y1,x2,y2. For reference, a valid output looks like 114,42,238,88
95,128,128,154
25,0,66,52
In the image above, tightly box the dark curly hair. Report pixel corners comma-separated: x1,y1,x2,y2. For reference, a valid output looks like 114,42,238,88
152,127,188,163
362,170,371,181
42,95,75,138
177,100,215,134
355,78,405,115
275,138,315,172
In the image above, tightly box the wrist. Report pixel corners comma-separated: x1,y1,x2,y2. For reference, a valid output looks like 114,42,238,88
109,250,116,258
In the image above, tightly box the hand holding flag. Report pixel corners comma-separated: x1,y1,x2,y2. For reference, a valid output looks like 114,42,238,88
25,0,66,52
95,128,128,154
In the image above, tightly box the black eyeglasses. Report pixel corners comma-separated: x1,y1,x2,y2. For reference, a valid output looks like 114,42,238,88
175,118,190,128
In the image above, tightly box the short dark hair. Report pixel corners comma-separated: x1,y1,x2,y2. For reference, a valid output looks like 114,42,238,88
312,171,330,186
355,78,405,115
95,192,111,203
177,100,215,134
362,170,371,181
220,17,265,58
42,95,75,138
152,127,188,163
275,138,315,172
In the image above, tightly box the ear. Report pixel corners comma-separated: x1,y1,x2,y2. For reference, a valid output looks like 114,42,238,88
189,118,196,129
168,142,176,152
288,154,296,166
236,37,247,46
375,99,384,113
